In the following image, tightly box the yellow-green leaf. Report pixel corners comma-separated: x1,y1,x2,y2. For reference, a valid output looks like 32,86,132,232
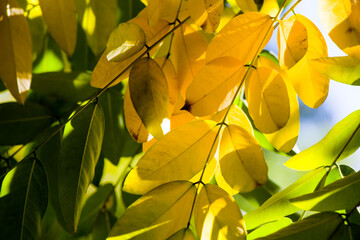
123,120,219,195
188,0,223,33
167,229,196,240
278,14,329,108
147,0,181,26
129,57,169,139
216,124,267,195
108,181,196,240
285,110,360,171
206,12,273,64
194,184,246,240
245,66,290,133
186,57,245,117
39,0,77,56
106,22,146,62
311,56,360,85
260,0,279,17
247,218,292,240
0,0,32,104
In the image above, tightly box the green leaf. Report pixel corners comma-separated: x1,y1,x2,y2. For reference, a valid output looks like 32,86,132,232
247,217,292,240
0,102,53,145
0,157,48,240
129,57,170,139
285,110,360,170
108,181,196,240
58,102,105,232
167,228,196,240
244,167,327,229
31,71,96,102
290,171,360,211
256,212,343,240
311,56,360,85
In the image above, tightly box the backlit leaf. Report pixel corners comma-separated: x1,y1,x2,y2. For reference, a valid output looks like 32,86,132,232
108,181,196,240
147,0,181,26
58,102,105,232
188,0,223,33
39,0,77,56
285,110,360,170
0,0,32,104
244,167,327,229
123,120,219,195
216,124,267,195
167,228,196,240
194,184,246,240
235,0,258,12
260,0,279,17
206,12,273,64
247,217,292,240
129,57,169,139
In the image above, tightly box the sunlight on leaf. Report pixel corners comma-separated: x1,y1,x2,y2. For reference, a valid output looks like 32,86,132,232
147,0,181,26
247,217,292,240
188,0,223,33
167,228,196,240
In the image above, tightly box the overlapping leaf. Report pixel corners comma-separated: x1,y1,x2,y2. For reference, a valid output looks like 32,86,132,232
147,0,181,26
188,0,223,33
247,217,292,240
167,229,196,240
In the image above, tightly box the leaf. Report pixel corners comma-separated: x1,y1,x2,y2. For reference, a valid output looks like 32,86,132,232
0,157,48,240
310,56,360,85
0,0,32,104
0,102,53,145
256,212,343,240
290,171,360,211
245,65,290,133
319,0,360,59
39,0,77,56
188,0,223,33
247,217,292,240
185,57,245,117
31,71,96,102
123,120,219,195
278,14,329,108
129,57,170,139
167,228,196,240
194,184,246,240
106,22,146,62
285,110,360,171
108,181,196,240
260,0,279,17
244,167,327,229
235,0,258,12
206,12,273,64
147,0,181,26
58,102,105,232
216,124,267,195
77,0,118,56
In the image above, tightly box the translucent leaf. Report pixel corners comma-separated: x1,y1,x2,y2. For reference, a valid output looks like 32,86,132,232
129,57,170,139
235,0,258,12
39,0,77,56
0,0,32,103
108,181,196,240
106,23,146,62
285,110,360,171
260,0,279,17
244,167,327,229
123,120,219,195
188,0,223,33
245,66,290,133
247,217,292,240
0,157,48,239
256,212,343,240
185,57,245,117
290,171,360,211
278,14,329,108
167,228,196,240
216,124,267,195
58,103,105,232
194,184,246,240
319,0,360,59
147,0,181,26
206,12,273,64
311,56,360,85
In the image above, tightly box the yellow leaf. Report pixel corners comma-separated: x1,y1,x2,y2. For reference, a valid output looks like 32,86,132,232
129,57,170,139
108,181,196,240
206,12,273,64
216,125,267,195
124,85,150,143
236,0,257,12
0,0,32,104
188,0,223,33
39,0,77,56
77,0,118,56
106,22,146,62
194,184,246,240
167,228,196,240
319,0,360,59
186,57,246,117
245,66,290,133
278,14,329,108
171,23,208,98
260,0,279,17
123,120,219,195
148,0,181,26
90,7,169,88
